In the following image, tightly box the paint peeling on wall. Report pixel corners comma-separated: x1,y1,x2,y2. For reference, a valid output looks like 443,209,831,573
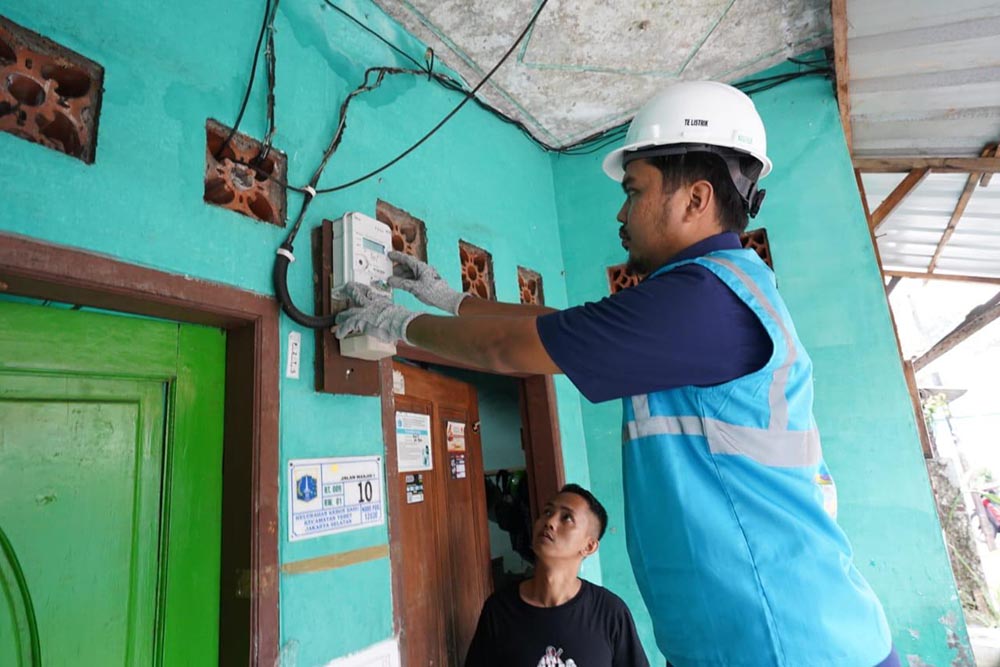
941,611,975,667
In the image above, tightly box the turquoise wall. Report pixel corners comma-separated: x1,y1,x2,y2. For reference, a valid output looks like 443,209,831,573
0,1,591,664
0,0,968,663
550,63,971,665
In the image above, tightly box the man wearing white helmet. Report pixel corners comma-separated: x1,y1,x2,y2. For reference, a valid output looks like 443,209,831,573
336,80,899,667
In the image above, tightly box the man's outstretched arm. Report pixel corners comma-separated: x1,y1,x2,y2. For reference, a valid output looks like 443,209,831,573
406,313,561,376
456,297,557,318
333,283,561,376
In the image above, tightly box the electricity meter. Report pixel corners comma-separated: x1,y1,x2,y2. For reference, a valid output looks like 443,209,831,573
331,211,397,361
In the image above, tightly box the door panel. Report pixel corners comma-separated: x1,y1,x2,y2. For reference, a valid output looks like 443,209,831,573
0,374,166,665
0,301,225,666
438,404,491,662
392,394,450,666
159,322,226,666
389,364,492,667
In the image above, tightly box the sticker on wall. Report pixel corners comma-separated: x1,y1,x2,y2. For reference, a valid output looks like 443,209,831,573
392,369,405,395
446,421,466,453
395,411,432,472
288,456,384,541
285,330,301,379
449,454,467,480
405,473,424,504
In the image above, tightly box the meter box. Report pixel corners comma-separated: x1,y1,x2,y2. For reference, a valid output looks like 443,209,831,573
331,212,397,361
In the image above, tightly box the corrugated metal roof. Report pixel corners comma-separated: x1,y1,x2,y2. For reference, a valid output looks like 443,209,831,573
863,172,1000,278
847,0,1000,157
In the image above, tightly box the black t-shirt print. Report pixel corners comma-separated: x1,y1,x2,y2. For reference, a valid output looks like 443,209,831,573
464,579,649,667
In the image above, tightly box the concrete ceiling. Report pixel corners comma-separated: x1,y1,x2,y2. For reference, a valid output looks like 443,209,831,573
373,0,832,147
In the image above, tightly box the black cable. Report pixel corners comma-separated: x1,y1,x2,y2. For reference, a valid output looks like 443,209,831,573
256,0,280,162
323,0,426,71
318,1,572,152
273,0,552,328
313,0,552,194
217,0,272,158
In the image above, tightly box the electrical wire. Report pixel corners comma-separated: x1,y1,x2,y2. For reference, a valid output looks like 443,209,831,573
311,0,552,195
256,0,281,162
216,0,272,159
227,1,833,191
272,0,552,328
323,0,426,71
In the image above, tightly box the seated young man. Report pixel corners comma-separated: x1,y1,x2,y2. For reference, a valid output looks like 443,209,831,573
465,484,649,667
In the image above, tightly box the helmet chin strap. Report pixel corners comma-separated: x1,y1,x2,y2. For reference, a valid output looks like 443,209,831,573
624,144,766,218
727,162,766,219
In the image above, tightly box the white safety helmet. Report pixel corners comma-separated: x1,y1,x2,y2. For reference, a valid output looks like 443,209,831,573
602,81,772,217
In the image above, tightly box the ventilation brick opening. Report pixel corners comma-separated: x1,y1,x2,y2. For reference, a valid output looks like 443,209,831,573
459,240,496,300
517,266,544,305
376,200,428,261
204,118,287,227
740,227,773,269
607,263,642,294
0,15,103,163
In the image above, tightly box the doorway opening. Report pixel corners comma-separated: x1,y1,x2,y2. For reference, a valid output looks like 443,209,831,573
429,364,536,591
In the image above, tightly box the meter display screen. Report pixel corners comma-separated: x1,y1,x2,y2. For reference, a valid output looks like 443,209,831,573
362,238,386,254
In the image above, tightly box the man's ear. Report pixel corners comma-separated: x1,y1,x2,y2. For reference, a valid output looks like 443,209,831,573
581,536,599,558
686,180,714,220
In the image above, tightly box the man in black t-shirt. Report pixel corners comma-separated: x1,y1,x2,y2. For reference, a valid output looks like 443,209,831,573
465,484,649,667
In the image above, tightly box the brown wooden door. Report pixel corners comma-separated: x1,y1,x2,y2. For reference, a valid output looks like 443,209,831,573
386,363,492,667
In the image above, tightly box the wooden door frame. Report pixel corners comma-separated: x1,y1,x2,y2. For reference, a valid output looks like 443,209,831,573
0,232,280,667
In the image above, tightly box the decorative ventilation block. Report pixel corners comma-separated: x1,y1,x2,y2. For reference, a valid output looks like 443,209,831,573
459,241,496,300
204,118,287,226
0,15,103,163
517,267,544,305
740,228,773,269
607,263,642,294
376,200,428,261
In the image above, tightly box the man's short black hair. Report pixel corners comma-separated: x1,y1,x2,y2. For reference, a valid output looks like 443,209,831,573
645,151,758,234
559,483,608,540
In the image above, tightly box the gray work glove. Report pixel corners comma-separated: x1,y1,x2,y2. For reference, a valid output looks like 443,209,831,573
387,251,468,315
335,282,421,344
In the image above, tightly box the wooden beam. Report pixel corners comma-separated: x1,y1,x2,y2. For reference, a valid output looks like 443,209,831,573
831,0,853,153
913,292,1000,372
981,144,1000,187
903,359,935,458
883,271,1000,286
853,156,1000,173
869,168,928,232
926,144,997,274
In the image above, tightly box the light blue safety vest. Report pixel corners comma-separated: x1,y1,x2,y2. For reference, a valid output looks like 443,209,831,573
622,248,892,667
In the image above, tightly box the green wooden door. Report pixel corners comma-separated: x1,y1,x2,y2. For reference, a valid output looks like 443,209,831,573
0,301,226,666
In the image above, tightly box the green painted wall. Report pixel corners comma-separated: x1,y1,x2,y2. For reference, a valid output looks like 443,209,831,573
0,1,591,664
550,62,971,665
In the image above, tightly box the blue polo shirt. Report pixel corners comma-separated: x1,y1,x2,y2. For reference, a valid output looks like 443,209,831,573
537,232,772,403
